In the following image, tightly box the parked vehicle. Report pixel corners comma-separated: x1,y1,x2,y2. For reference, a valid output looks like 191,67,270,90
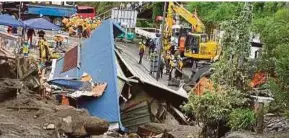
0,2,96,26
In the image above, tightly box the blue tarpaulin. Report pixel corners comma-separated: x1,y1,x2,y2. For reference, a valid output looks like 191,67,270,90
51,19,125,129
23,18,60,30
0,14,24,27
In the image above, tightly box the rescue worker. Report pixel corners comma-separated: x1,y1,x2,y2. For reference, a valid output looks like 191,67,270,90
168,55,177,81
54,33,64,49
38,30,45,39
159,56,165,78
82,25,88,38
165,51,171,75
38,38,50,65
77,25,83,38
27,28,35,46
148,38,155,58
149,49,159,74
7,26,12,34
69,26,76,36
86,24,91,37
22,41,29,57
138,41,145,64
175,57,184,79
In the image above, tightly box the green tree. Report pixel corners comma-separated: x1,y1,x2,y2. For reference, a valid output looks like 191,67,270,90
152,2,163,24
212,2,253,90
257,8,289,113
183,3,254,136
185,2,242,36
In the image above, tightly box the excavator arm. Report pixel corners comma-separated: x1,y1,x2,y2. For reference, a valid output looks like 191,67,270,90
168,2,205,33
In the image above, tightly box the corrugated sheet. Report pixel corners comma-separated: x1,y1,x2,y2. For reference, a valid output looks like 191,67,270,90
116,57,126,94
62,46,78,72
111,8,138,28
121,101,151,133
115,46,188,99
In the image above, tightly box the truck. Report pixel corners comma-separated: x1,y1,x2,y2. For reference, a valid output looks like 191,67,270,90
0,2,96,26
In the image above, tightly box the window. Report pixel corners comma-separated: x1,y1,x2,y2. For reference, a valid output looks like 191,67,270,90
77,9,94,14
62,46,78,72
201,35,207,43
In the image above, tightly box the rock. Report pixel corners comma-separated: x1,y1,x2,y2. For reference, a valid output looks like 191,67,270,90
91,135,115,138
63,116,72,124
138,123,201,138
225,132,255,138
72,125,87,136
46,124,55,130
128,133,141,138
84,116,109,135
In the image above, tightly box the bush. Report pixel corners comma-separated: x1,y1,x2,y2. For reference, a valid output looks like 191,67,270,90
183,91,232,125
228,108,256,131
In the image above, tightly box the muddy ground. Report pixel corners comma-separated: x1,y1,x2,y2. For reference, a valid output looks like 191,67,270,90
0,78,108,138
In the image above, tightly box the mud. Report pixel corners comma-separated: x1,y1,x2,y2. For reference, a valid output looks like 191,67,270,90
0,78,108,137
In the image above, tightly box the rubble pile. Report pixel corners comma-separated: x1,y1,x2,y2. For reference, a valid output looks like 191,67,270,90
0,58,109,137
264,116,289,133
138,123,202,138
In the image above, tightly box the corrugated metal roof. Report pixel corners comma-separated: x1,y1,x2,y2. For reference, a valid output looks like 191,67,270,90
115,47,188,99
121,101,151,133
116,57,126,94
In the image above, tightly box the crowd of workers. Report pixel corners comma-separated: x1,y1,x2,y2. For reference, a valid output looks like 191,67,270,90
138,34,184,81
62,15,102,38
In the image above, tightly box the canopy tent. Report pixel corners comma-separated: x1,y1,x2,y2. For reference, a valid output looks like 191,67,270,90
23,18,60,30
0,14,24,27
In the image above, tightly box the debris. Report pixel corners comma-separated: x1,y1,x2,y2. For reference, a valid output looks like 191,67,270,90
0,79,21,102
264,116,289,133
62,116,72,124
6,106,39,110
46,124,55,130
137,123,202,138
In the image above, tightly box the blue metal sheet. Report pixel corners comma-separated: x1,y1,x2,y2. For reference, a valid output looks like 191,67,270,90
48,79,84,90
78,19,120,122
27,5,77,17
52,19,125,127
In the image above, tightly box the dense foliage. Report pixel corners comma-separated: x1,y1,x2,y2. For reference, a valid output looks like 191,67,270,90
254,7,289,114
228,108,256,130
183,3,255,135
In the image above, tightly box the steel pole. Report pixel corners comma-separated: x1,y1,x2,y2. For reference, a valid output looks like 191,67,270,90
156,2,167,81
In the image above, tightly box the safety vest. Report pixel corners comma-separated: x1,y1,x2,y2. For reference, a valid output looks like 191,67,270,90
22,43,29,54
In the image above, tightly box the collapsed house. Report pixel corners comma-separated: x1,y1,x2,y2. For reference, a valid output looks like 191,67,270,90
50,19,192,136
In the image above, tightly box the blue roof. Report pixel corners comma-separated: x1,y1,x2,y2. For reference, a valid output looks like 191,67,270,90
0,14,24,27
52,19,125,127
23,18,60,30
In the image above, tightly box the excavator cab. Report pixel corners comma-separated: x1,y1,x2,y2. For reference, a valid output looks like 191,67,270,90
181,33,218,60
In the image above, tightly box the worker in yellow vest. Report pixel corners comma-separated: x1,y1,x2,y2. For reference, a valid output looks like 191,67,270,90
138,42,146,64
38,38,50,65
22,41,29,57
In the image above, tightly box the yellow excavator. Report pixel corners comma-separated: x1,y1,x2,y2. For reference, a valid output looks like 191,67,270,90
165,2,221,61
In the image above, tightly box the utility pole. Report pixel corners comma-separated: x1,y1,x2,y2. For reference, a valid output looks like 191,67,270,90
156,2,167,81
18,2,22,20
